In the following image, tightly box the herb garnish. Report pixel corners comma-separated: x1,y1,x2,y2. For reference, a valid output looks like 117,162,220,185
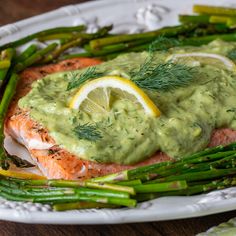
67,67,104,90
227,49,236,61
129,38,195,91
227,108,236,112
130,60,196,91
74,123,102,141
148,36,180,52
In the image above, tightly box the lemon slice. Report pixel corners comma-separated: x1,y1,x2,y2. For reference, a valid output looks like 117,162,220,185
69,76,161,117
166,52,236,71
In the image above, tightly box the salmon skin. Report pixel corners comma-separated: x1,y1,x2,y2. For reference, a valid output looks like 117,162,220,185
4,58,236,180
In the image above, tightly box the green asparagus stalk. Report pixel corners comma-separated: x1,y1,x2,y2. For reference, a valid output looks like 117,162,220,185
53,202,117,211
38,33,76,41
149,151,236,179
0,73,19,169
0,25,86,51
179,15,210,24
129,32,236,54
0,60,10,70
14,178,135,195
193,5,236,16
135,178,236,201
116,30,236,56
33,193,137,207
41,26,113,63
85,181,135,195
0,185,136,207
60,52,92,60
0,180,130,199
40,38,83,64
14,43,58,72
88,38,153,55
150,168,236,183
133,180,187,193
0,190,33,202
89,23,198,49
38,25,112,42
91,144,236,183
209,16,229,24
227,17,236,28
0,184,75,197
179,32,236,46
14,44,37,63
0,48,15,86
116,179,142,186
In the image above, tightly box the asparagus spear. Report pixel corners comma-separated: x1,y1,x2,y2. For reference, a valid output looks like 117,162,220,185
0,179,130,199
0,184,136,207
53,202,117,211
33,194,137,207
91,144,236,183
14,44,37,63
41,26,113,63
150,168,236,183
0,73,19,169
87,38,153,55
14,43,58,72
0,48,15,86
147,151,236,178
40,38,83,64
136,177,236,202
0,60,10,70
38,25,112,42
38,33,77,41
89,24,198,49
116,179,142,186
127,32,236,54
180,33,236,46
14,179,135,195
209,16,229,24
193,5,236,16
60,52,92,60
179,15,210,24
133,180,187,193
0,25,86,51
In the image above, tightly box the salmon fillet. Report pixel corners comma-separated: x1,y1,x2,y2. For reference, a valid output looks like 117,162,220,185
4,58,236,180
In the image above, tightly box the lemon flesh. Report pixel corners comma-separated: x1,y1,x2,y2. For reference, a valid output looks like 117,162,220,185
69,76,161,117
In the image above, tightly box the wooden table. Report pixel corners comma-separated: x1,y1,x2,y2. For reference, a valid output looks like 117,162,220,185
1,1,236,235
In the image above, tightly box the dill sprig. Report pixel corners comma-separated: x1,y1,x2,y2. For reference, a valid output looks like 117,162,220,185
227,49,236,61
74,123,102,142
67,67,104,90
227,108,236,113
148,36,180,53
131,61,196,91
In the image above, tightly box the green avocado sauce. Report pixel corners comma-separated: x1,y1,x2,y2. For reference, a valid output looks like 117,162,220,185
19,40,236,165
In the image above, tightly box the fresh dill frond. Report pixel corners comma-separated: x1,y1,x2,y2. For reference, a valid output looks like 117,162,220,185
131,62,195,91
148,36,180,53
227,49,236,61
74,123,102,142
226,108,236,113
67,67,104,90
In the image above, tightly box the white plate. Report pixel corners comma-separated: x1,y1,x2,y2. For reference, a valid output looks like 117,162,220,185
1,0,236,225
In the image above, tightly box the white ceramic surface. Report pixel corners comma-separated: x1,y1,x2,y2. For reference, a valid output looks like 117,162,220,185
1,0,236,224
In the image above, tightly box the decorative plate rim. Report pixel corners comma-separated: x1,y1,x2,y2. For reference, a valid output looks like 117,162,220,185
1,0,236,224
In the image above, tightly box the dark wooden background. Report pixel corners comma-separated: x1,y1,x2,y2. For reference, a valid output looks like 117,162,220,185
1,1,236,235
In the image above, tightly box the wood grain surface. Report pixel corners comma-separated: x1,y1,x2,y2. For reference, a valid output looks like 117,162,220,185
1,1,236,235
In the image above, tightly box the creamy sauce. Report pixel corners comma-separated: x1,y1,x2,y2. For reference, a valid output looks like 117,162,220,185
19,40,236,165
